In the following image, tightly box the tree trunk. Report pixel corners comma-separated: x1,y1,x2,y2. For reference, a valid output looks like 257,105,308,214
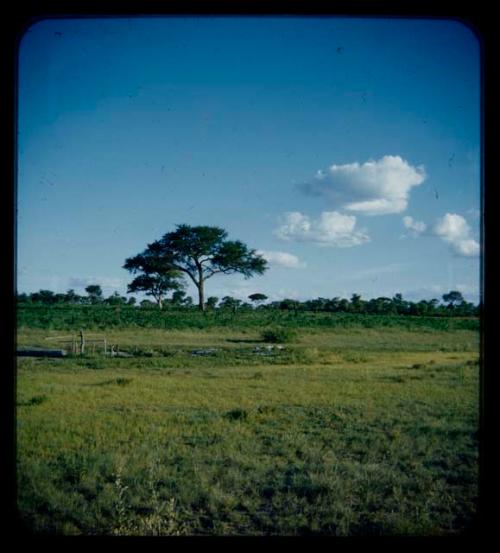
197,276,205,311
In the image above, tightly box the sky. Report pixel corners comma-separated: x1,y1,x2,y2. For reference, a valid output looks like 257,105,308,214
17,16,481,304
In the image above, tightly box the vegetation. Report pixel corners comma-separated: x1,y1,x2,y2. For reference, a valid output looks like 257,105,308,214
248,293,268,307
16,233,480,535
124,260,184,310
16,303,479,333
17,288,479,319
85,285,104,305
261,327,298,343
16,321,480,536
123,225,268,311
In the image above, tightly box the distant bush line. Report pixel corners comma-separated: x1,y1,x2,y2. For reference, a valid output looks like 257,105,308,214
17,304,479,332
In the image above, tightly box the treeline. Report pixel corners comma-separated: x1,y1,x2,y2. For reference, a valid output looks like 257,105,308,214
16,288,479,318
265,292,479,317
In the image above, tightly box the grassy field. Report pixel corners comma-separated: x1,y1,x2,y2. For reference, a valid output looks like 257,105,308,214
16,322,480,536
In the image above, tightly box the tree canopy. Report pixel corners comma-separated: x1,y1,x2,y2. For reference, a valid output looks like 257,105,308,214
248,293,268,305
124,224,268,310
85,285,103,304
442,290,465,306
123,251,185,310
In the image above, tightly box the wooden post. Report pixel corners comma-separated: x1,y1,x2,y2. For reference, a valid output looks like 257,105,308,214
104,338,107,355
80,330,85,355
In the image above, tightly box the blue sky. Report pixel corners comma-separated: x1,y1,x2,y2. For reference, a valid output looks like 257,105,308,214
17,16,481,304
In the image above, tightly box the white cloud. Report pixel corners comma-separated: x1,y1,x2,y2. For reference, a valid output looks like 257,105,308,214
275,211,370,247
300,155,426,215
433,213,469,242
433,213,480,257
256,250,305,269
402,215,427,235
452,238,480,257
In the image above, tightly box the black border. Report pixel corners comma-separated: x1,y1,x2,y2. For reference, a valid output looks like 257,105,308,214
2,1,495,543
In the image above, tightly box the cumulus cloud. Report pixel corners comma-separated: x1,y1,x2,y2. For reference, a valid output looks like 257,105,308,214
300,155,426,215
402,215,427,235
433,213,480,257
256,250,306,269
275,211,370,247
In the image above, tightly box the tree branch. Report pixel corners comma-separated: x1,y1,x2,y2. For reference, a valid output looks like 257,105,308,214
204,267,224,280
172,264,199,286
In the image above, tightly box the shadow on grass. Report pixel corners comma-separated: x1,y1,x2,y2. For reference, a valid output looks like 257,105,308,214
86,378,133,387
226,338,264,344
17,395,47,407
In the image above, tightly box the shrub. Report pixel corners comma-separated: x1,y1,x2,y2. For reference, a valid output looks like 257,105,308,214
261,327,297,344
19,395,47,407
225,408,248,421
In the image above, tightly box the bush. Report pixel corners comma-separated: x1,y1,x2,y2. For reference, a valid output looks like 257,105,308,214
261,327,297,344
225,408,248,421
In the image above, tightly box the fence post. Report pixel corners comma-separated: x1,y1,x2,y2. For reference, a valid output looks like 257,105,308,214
80,329,85,355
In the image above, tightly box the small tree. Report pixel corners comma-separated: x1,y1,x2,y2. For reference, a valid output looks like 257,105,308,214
31,289,58,305
248,293,268,307
337,299,350,312
391,293,410,315
442,290,464,308
54,293,67,304
124,252,185,310
349,293,365,313
219,296,242,313
170,290,187,307
279,298,300,311
127,274,183,310
206,296,219,309
65,289,81,305
85,285,103,304
305,297,330,312
105,292,127,306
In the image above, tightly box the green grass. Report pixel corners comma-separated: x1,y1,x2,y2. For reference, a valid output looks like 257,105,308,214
16,323,479,536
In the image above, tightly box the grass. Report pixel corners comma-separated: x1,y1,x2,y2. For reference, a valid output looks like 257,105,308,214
16,322,480,535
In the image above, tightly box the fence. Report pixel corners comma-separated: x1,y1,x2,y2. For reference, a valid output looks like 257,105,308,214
45,330,107,355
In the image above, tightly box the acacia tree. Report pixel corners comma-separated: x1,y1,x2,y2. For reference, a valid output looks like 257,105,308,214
248,293,268,307
85,285,103,304
123,252,185,310
124,225,268,311
442,290,464,308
